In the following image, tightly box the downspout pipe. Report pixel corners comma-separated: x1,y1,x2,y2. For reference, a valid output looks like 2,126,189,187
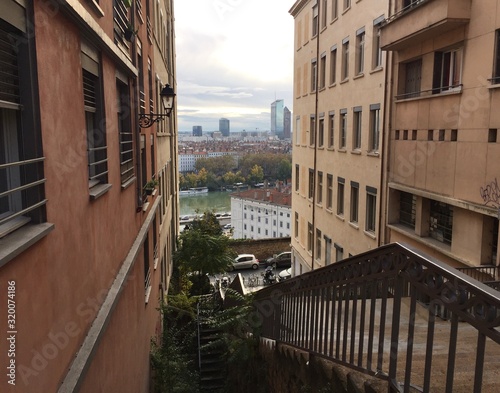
311,0,321,270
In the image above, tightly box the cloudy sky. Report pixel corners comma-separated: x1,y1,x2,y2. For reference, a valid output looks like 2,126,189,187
174,1,294,133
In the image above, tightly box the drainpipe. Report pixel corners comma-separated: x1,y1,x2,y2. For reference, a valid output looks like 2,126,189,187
311,0,321,270
378,0,394,245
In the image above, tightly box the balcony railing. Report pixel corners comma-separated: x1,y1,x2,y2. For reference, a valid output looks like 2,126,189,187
253,243,500,392
0,157,47,238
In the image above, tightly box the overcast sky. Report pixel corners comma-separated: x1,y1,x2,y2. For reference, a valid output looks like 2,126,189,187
174,1,294,133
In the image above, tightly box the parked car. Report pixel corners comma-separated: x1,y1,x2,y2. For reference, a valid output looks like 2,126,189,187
228,254,259,271
262,251,292,268
278,268,292,281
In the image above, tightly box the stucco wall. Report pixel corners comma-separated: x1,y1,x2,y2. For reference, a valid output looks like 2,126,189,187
230,237,291,262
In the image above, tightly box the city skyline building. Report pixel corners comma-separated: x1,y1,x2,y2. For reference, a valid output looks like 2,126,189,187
219,118,230,136
284,106,291,139
193,125,203,136
271,99,285,138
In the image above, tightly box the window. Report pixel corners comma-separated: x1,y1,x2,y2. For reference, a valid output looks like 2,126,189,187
316,229,322,260
308,169,314,199
340,109,347,148
366,188,377,232
429,200,453,245
311,59,317,92
330,47,337,85
295,116,301,145
327,174,333,209
82,43,108,189
489,129,498,143
117,78,134,185
337,178,345,215
399,192,416,229
343,0,351,11
433,47,463,93
295,164,300,191
401,59,422,98
318,117,325,147
310,115,316,145
0,13,47,241
324,236,332,265
321,0,328,29
353,107,362,150
493,30,500,84
335,243,343,262
308,222,313,252
113,0,130,45
373,17,384,69
317,171,323,204
350,182,359,223
144,234,151,294
332,0,338,20
369,104,380,151
328,112,335,148
312,4,319,36
295,212,299,238
342,39,349,80
355,29,365,75
320,54,327,89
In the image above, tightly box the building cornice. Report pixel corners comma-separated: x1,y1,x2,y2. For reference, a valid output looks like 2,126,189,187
289,0,312,17
57,0,137,76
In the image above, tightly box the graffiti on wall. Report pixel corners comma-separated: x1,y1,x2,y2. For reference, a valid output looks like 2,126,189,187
480,178,500,208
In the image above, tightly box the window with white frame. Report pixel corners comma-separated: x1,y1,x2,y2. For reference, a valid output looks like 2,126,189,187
433,47,463,93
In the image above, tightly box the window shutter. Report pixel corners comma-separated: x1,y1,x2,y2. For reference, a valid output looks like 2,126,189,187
0,27,20,104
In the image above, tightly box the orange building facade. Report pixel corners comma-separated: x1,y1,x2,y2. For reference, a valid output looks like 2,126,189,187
0,1,177,392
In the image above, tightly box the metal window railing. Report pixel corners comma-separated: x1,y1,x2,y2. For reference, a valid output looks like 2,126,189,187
252,243,500,393
0,157,47,231
384,0,430,25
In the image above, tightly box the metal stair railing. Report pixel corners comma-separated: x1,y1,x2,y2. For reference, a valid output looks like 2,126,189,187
253,243,500,393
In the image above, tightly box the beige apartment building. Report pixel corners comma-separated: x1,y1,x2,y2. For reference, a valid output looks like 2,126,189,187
290,0,390,274
381,0,500,269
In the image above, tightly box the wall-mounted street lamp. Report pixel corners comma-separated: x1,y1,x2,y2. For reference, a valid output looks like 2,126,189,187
138,84,176,128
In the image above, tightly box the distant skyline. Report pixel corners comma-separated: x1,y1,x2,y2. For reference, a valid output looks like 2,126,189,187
174,1,294,132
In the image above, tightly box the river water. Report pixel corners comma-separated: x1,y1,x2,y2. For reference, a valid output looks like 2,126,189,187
179,190,232,216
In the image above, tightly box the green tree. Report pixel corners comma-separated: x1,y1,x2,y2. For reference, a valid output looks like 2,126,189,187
247,164,264,185
174,212,235,277
276,158,292,181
